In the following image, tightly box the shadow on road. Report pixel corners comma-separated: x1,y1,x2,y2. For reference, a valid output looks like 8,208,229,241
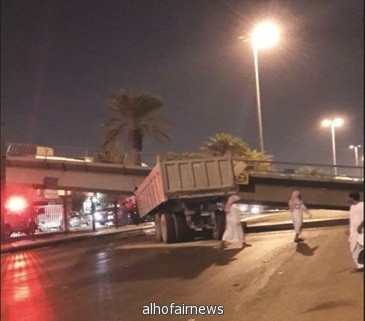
301,300,354,314
215,248,242,266
69,243,243,288
296,242,319,256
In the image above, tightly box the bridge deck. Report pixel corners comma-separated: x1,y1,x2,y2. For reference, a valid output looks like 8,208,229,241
5,156,364,209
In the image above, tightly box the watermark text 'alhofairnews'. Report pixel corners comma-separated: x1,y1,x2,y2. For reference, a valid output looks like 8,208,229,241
142,302,224,315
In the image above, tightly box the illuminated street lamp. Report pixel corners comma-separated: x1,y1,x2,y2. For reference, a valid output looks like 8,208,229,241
241,21,280,152
349,144,361,167
321,118,344,176
350,145,362,180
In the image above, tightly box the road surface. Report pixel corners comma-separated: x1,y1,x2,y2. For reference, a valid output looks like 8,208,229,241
1,226,363,321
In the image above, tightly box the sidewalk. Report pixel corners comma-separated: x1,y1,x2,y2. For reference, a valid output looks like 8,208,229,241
242,209,349,232
1,210,350,254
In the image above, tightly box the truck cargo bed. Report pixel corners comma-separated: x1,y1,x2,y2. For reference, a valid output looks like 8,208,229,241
135,156,236,217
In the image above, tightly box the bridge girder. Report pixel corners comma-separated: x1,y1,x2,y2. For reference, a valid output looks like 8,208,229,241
5,157,364,209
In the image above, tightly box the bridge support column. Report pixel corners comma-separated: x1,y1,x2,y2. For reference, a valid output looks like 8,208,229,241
63,197,69,234
91,201,96,232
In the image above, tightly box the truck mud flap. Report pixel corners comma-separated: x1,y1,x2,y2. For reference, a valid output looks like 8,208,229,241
173,213,190,242
155,213,162,241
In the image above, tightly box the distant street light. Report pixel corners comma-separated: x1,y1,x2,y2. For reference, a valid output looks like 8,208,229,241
350,144,362,180
240,21,280,153
321,118,344,176
349,144,361,167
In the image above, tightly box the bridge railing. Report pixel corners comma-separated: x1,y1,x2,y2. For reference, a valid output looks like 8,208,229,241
5,143,158,168
5,143,364,180
232,158,363,181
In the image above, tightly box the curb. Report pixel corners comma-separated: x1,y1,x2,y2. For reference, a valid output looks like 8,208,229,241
1,225,154,254
244,218,348,233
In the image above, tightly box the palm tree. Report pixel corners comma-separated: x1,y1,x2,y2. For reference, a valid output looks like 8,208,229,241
199,133,250,157
199,133,273,172
102,88,170,165
242,149,274,172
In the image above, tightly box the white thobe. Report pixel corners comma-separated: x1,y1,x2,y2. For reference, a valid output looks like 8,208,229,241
222,204,244,244
349,202,364,269
290,202,307,234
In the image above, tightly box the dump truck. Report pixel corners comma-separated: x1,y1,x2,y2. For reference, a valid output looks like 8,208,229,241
134,156,237,243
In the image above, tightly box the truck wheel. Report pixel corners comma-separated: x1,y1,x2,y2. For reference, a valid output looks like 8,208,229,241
155,213,162,241
160,213,175,243
212,210,226,240
173,213,190,242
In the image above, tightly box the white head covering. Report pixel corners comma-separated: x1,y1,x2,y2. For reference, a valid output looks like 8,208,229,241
291,191,301,199
225,194,241,212
289,190,302,210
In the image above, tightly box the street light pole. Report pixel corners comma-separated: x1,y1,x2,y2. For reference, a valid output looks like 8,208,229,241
321,118,344,177
252,43,264,153
330,123,338,176
242,20,280,153
349,145,361,166
354,146,359,167
349,145,362,179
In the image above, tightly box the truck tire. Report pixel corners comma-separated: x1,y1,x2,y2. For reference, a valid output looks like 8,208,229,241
212,210,226,240
155,213,162,241
160,213,175,243
173,213,190,242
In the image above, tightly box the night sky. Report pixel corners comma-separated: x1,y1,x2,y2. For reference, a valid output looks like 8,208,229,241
1,0,364,166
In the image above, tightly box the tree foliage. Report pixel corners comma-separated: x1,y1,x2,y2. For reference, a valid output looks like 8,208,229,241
162,151,205,161
296,166,328,177
101,88,170,165
199,133,274,171
199,133,250,157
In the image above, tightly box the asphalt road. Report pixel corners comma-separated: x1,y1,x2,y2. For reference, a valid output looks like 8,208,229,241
1,227,363,321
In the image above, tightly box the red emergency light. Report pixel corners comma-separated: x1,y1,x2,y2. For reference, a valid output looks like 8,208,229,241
6,196,28,212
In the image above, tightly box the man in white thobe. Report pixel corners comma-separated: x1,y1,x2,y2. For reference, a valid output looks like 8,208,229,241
220,194,251,249
347,192,364,273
